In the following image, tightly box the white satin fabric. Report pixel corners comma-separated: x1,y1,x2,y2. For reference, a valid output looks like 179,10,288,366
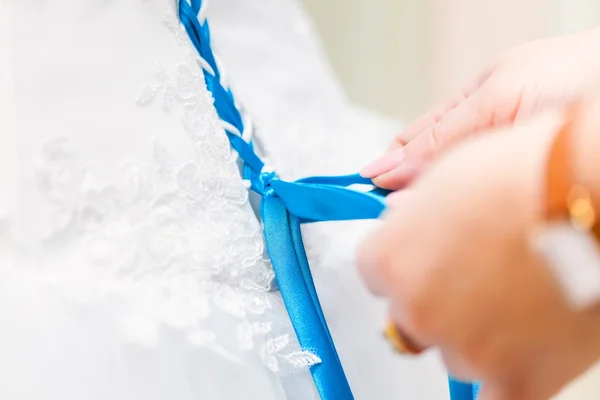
0,0,450,399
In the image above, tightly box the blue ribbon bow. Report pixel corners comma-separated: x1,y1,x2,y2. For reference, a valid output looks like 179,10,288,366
178,1,479,398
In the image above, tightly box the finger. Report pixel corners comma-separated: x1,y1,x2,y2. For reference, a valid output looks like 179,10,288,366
388,298,433,353
359,146,406,181
373,92,491,189
361,96,465,179
393,95,465,148
394,65,493,148
362,70,493,179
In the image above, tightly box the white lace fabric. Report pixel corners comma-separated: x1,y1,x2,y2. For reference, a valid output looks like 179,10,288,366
0,0,450,399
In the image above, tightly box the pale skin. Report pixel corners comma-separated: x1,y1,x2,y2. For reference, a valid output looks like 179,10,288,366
357,29,600,400
361,27,600,189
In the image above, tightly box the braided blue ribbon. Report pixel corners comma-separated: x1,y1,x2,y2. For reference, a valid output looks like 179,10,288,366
178,1,479,399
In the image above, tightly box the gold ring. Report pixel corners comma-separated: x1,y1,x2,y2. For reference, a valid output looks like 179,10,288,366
383,321,424,355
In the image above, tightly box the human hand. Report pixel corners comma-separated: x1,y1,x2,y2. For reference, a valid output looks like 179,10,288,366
362,28,600,189
357,113,600,399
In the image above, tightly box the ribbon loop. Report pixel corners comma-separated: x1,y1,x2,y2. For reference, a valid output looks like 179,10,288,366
269,178,386,222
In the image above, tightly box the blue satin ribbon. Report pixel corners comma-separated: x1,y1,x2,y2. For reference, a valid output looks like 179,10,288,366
449,378,480,400
178,1,479,399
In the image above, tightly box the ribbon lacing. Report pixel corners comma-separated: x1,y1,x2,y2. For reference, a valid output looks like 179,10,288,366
177,0,479,398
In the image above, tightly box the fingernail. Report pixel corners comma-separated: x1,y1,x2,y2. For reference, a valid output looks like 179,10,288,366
361,147,405,178
374,160,421,190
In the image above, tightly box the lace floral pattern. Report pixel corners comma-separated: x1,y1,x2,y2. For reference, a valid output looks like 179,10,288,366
26,10,319,376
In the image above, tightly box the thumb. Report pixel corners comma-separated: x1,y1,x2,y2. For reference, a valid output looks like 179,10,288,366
373,93,492,189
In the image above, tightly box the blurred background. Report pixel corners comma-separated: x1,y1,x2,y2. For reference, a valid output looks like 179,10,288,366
304,0,600,120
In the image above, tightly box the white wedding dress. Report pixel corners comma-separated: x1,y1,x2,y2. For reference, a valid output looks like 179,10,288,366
0,0,450,398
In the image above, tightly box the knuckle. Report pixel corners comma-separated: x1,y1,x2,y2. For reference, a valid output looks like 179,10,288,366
426,122,444,153
393,135,409,147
